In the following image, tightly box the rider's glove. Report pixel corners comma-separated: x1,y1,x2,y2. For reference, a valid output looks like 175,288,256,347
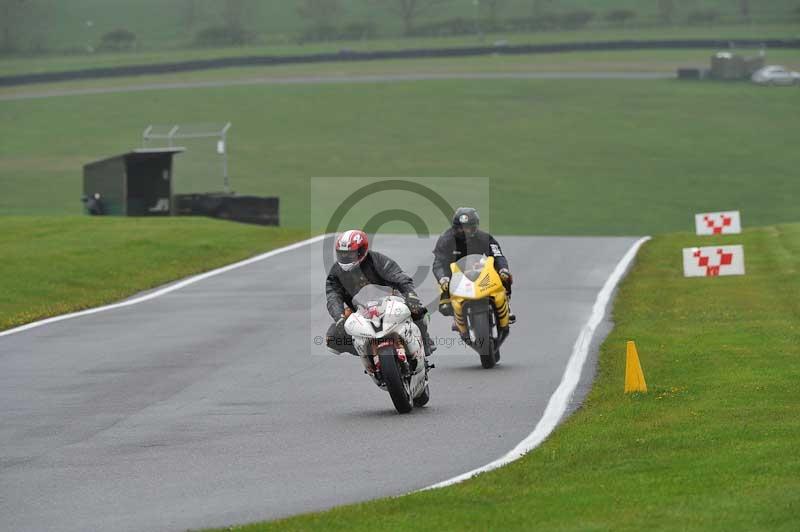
405,292,427,320
499,269,513,289
439,276,450,293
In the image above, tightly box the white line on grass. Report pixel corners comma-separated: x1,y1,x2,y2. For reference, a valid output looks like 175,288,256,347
0,234,327,339
423,235,651,490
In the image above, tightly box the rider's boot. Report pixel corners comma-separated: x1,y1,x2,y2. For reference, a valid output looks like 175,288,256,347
420,338,435,370
408,320,434,371
438,291,454,317
506,291,516,324
416,318,436,356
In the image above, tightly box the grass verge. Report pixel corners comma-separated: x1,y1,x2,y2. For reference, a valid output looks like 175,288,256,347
214,222,800,531
0,216,308,331
2,79,799,235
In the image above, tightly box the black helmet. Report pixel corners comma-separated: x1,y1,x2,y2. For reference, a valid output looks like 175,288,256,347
452,207,479,238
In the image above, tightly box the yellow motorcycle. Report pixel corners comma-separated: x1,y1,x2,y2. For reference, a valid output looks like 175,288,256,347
446,254,511,368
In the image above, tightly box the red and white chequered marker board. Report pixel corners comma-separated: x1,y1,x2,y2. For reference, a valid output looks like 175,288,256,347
695,210,742,235
683,245,745,277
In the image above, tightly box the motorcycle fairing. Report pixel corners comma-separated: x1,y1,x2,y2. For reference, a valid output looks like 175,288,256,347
449,255,510,332
344,295,424,362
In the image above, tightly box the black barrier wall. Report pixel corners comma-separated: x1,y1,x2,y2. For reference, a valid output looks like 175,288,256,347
2,39,798,87
173,193,279,226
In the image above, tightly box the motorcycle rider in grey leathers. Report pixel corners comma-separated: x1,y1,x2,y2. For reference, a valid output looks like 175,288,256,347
325,230,434,361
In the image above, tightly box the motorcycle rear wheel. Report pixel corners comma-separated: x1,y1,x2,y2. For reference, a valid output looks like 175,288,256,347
378,346,413,414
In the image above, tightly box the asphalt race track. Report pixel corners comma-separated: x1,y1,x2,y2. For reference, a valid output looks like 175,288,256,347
0,235,639,532
0,72,671,102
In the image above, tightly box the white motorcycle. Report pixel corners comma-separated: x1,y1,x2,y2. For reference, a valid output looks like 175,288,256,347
344,284,431,414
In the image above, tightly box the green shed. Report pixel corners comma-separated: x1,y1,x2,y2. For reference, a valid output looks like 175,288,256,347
82,148,184,216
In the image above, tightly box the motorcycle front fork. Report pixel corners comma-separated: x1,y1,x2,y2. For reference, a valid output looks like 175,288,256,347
359,346,418,388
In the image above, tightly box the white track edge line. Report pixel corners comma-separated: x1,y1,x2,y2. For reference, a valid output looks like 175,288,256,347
0,234,327,339
422,235,652,490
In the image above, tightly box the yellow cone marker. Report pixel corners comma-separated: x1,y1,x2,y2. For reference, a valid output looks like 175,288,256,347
625,341,648,393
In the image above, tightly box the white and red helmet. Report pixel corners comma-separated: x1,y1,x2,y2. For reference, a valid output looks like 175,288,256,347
335,230,369,271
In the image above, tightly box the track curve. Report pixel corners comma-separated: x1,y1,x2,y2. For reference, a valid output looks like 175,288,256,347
0,235,638,531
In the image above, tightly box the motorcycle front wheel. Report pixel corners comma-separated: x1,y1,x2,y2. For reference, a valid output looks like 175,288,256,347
470,311,497,369
378,346,413,414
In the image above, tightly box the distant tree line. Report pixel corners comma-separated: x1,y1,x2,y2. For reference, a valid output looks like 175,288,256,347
289,1,798,42
1,0,798,55
0,0,49,53
168,1,800,48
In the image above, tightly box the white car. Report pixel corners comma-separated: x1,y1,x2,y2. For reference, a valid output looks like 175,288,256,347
751,65,800,86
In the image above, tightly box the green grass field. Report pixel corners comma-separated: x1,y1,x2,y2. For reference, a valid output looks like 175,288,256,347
2,77,799,236
0,217,307,331
209,222,800,531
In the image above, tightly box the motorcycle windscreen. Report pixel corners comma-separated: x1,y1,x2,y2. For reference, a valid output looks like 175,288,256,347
450,271,475,298
352,284,396,313
454,254,489,282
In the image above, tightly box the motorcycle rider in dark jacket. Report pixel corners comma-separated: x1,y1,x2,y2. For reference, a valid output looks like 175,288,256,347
325,230,434,360
432,207,515,322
